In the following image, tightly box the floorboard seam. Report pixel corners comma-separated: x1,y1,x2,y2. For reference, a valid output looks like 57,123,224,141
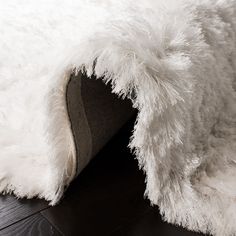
40,212,65,236
0,206,51,232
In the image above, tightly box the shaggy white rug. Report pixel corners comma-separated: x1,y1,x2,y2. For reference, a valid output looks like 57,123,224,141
0,0,236,235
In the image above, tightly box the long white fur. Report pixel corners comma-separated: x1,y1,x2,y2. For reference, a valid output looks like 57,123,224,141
0,0,236,235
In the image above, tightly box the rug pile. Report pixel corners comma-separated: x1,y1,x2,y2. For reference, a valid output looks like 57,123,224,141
0,0,235,235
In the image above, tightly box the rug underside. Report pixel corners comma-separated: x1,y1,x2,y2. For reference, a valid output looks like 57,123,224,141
0,0,235,235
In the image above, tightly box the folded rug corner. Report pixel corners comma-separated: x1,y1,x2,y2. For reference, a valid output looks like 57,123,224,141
0,0,236,235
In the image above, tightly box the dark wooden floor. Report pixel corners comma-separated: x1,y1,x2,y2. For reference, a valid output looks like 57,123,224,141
0,119,204,236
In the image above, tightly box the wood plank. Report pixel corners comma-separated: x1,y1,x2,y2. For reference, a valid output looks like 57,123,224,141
0,213,61,236
0,195,48,230
110,206,203,236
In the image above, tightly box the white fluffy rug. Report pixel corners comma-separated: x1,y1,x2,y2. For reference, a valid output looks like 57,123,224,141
0,0,236,235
